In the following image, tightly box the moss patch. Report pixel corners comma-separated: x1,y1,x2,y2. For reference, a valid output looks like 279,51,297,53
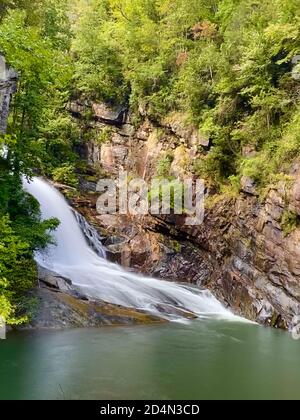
57,292,166,325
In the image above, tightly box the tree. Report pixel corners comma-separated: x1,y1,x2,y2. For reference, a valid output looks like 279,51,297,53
72,0,128,103
0,3,69,324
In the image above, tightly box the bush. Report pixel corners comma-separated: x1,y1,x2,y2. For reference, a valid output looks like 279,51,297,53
0,185,59,324
156,153,174,178
281,210,300,236
97,126,113,144
0,216,34,324
52,164,78,187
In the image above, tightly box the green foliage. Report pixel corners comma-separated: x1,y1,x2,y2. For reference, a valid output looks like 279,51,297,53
156,153,173,178
148,178,185,212
52,163,78,187
72,0,128,104
0,1,71,325
0,216,43,324
0,286,14,325
42,0,72,50
0,5,74,176
0,216,29,323
97,126,113,144
166,239,182,253
0,184,59,325
2,0,298,191
281,210,300,236
71,0,300,187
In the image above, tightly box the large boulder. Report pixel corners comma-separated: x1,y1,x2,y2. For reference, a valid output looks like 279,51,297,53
68,99,128,125
92,102,127,125
38,266,73,292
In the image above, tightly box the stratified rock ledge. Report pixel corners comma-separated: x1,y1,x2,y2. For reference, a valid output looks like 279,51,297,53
24,267,164,329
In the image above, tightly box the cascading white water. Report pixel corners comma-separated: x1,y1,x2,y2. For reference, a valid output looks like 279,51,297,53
73,210,106,259
24,177,239,322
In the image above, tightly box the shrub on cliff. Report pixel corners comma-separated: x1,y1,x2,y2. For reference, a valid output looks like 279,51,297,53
52,163,78,188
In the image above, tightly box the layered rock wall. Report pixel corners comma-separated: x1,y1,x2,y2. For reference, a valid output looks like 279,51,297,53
70,100,300,329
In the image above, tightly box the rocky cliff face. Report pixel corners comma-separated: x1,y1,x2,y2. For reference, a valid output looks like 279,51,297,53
0,55,18,134
69,100,300,330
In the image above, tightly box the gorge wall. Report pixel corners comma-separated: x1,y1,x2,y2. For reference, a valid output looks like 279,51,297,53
69,100,300,330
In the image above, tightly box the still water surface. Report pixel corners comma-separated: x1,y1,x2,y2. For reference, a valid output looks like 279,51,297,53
1,321,300,400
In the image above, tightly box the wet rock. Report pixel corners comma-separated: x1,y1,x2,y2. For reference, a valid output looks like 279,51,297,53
28,287,164,329
136,121,152,140
38,266,73,292
87,141,101,165
29,267,164,329
265,191,284,221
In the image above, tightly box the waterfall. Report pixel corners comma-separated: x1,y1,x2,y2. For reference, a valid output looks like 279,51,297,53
24,177,240,322
73,210,106,259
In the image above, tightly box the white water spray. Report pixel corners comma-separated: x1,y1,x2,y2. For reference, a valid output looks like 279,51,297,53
24,177,239,321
